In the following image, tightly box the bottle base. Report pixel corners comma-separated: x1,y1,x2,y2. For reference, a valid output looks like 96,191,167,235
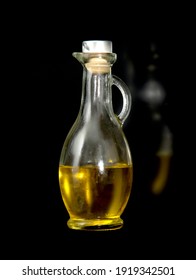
67,217,123,231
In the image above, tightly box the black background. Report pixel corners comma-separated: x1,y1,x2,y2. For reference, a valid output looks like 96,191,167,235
2,3,195,260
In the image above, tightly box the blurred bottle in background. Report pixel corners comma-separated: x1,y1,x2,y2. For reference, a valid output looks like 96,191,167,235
122,41,173,202
139,43,173,195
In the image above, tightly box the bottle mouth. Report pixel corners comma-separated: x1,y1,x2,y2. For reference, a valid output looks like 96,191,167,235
72,52,117,74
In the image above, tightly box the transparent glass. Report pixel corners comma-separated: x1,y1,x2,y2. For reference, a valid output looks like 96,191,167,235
59,51,133,230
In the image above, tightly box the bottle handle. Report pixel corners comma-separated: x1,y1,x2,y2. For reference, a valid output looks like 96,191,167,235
112,75,132,126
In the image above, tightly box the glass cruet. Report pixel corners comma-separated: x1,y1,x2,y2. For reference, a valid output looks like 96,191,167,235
59,40,133,231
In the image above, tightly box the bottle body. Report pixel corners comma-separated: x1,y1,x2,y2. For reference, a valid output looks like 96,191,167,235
59,44,133,230
59,164,132,230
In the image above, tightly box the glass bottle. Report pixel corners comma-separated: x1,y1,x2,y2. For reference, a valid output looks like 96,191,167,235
59,40,133,230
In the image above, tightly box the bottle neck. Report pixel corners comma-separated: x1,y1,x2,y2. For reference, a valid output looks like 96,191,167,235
72,52,117,121
80,68,113,120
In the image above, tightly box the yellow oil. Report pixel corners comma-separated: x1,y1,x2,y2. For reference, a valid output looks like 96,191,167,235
59,163,133,230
